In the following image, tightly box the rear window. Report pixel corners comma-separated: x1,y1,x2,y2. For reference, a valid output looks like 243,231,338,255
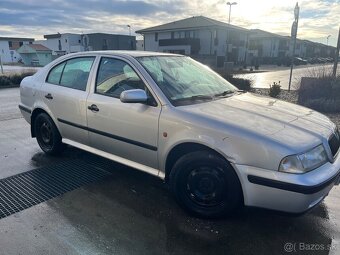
46,57,95,91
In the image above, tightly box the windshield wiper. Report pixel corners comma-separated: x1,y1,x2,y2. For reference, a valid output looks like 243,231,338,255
214,90,245,98
214,90,235,98
174,94,213,102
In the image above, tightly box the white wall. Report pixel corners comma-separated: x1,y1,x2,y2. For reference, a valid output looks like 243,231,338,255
143,28,247,63
36,33,84,55
0,40,30,63
136,40,144,51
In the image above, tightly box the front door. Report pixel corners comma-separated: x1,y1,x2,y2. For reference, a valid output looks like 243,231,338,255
86,57,161,169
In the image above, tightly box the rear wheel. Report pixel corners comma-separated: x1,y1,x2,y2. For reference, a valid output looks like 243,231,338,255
34,113,65,155
170,151,243,218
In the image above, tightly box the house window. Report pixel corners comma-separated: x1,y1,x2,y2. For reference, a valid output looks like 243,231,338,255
8,41,12,48
19,42,23,47
78,39,81,43
155,33,158,41
171,32,174,39
214,30,218,46
193,31,199,38
103,39,108,50
65,39,68,43
185,31,190,38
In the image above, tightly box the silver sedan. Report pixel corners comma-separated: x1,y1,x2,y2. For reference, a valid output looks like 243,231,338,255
19,51,340,218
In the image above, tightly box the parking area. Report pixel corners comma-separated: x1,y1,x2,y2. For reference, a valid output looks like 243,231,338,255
0,87,339,255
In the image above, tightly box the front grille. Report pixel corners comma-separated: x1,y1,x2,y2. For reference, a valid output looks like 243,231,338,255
329,128,340,158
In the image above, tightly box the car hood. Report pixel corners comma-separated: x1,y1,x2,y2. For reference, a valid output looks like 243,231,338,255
178,93,335,150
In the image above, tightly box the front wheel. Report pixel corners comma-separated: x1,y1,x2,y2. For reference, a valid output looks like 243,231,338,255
34,113,65,155
170,151,243,218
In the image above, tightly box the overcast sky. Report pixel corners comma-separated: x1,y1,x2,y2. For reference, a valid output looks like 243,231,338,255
0,0,339,46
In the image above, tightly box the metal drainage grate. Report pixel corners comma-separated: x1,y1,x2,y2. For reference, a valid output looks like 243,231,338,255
0,159,112,219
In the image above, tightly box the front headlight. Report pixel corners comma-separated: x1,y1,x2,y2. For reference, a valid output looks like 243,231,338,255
279,145,328,174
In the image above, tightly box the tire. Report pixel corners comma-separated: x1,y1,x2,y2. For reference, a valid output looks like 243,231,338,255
170,151,243,218
34,113,65,155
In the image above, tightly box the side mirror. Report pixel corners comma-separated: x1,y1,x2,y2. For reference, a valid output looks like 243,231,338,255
120,89,148,104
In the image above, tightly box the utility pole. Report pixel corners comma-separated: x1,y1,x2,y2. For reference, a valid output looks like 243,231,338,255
0,55,3,75
288,2,299,91
333,27,340,78
226,2,237,24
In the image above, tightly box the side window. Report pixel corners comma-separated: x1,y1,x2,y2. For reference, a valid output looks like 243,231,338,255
47,62,65,85
95,57,145,98
60,57,95,91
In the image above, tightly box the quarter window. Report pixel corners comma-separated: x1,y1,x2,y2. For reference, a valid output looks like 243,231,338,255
46,62,65,85
95,57,145,98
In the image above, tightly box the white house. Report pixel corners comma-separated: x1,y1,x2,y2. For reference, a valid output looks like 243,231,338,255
0,37,34,63
35,33,84,56
136,16,248,67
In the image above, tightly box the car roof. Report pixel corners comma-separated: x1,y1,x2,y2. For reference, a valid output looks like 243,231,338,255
63,50,183,58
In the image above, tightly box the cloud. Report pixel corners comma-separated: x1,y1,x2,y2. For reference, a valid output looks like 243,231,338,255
0,0,338,46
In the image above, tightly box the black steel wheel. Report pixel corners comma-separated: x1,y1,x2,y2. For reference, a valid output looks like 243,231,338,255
170,151,243,218
34,113,64,155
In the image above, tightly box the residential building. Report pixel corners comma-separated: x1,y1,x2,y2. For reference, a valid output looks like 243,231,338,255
248,29,336,65
35,33,84,56
0,37,34,63
17,44,52,66
36,33,136,56
82,33,136,51
136,16,248,67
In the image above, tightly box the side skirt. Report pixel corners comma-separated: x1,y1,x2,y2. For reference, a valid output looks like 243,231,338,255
62,139,165,179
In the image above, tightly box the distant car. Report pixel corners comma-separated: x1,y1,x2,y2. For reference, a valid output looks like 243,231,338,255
317,58,327,64
294,57,308,65
19,51,340,218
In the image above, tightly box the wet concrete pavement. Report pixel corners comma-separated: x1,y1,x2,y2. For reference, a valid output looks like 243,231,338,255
0,87,339,254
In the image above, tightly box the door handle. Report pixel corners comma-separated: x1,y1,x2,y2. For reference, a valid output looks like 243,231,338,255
87,104,99,112
45,93,53,100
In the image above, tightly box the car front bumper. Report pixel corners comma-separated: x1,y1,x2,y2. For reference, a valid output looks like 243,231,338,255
233,153,340,213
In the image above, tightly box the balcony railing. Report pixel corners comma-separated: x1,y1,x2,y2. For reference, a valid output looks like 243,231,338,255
159,38,200,53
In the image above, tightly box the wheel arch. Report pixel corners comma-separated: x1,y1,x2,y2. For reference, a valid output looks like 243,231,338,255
165,142,228,182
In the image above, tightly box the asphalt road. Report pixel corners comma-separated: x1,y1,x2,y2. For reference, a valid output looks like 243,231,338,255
0,87,339,255
236,64,339,89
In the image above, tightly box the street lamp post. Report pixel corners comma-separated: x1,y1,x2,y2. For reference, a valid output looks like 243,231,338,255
327,35,331,46
226,2,237,24
127,25,131,36
288,2,300,91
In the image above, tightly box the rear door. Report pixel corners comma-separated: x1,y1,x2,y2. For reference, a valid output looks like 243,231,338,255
86,56,161,169
41,56,96,144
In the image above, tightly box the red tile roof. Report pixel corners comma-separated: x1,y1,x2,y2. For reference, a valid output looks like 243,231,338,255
30,44,52,51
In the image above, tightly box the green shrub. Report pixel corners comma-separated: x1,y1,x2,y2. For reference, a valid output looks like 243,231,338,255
269,82,281,98
223,74,253,91
0,76,12,86
0,72,36,87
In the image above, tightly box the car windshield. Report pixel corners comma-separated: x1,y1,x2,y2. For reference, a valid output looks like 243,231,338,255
137,56,237,106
